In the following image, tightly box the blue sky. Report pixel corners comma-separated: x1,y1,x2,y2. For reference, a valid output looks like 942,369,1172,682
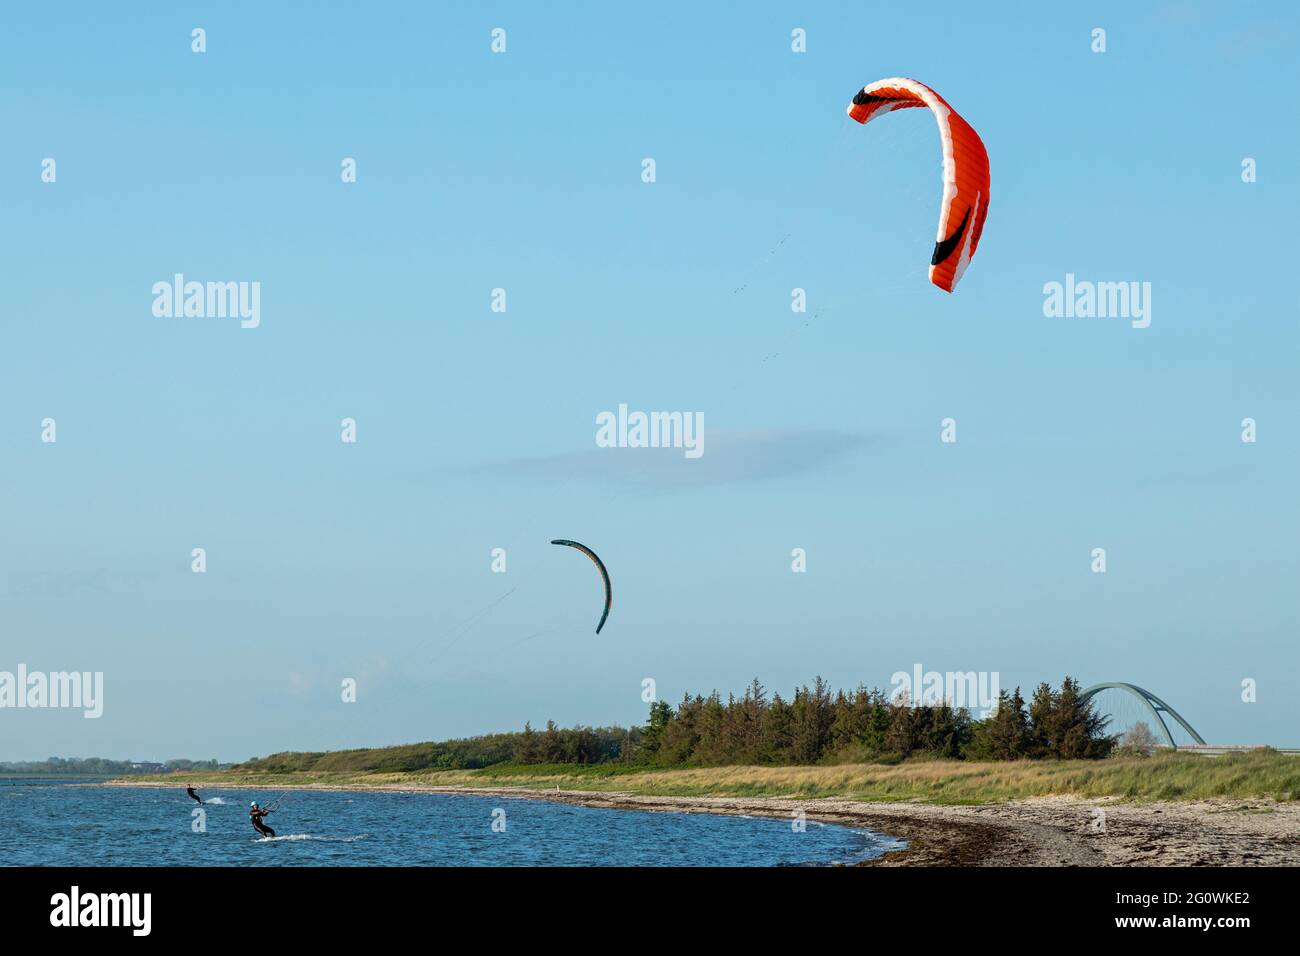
2,2,1297,761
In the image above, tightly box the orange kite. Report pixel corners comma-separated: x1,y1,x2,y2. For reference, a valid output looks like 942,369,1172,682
848,78,990,293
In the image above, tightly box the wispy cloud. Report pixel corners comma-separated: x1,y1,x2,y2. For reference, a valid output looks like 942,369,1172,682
492,428,875,490
1,568,160,600
1219,25,1290,58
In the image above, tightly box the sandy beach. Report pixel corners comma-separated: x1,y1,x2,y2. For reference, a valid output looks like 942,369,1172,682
105,780,1300,866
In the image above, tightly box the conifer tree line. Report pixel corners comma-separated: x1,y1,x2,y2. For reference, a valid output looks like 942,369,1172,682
510,676,1115,766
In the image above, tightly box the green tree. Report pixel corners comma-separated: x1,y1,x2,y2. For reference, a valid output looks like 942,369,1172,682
638,700,673,761
695,693,728,764
513,722,540,763
541,720,564,763
884,699,927,757
789,676,834,764
969,688,1031,760
1054,677,1115,759
659,695,701,765
761,693,795,762
919,703,972,758
1027,682,1057,758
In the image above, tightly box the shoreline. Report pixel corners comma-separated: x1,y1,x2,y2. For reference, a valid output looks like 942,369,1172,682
103,780,1300,865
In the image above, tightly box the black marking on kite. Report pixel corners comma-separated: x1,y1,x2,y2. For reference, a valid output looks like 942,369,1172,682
853,91,909,105
931,206,971,267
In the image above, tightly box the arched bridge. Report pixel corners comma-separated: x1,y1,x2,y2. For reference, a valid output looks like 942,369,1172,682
1081,682,1206,749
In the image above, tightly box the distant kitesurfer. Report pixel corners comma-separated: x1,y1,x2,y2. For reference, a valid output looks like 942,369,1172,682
250,801,276,838
186,786,203,806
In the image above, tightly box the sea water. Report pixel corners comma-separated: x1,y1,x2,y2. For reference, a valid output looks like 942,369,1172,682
0,778,904,866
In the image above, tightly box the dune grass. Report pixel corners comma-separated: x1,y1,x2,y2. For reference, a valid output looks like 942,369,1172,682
124,750,1298,805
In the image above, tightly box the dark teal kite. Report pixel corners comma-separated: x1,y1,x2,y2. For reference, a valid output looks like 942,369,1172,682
550,539,612,634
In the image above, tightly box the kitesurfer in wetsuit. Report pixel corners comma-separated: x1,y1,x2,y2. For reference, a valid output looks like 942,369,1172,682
186,786,203,806
250,801,275,838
